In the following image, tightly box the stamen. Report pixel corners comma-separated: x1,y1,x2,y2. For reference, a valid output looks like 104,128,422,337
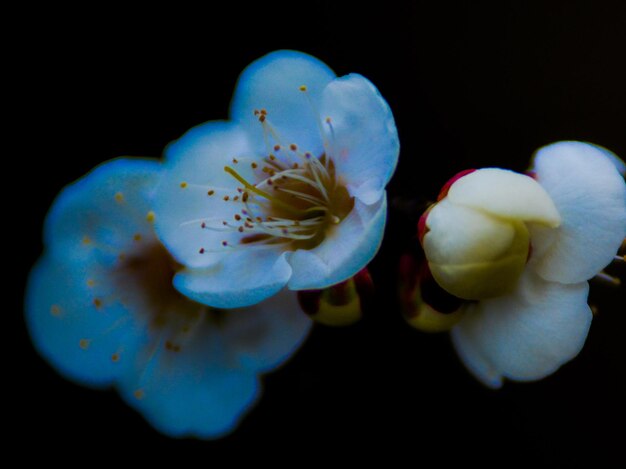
594,271,622,286
224,166,305,215
300,85,333,162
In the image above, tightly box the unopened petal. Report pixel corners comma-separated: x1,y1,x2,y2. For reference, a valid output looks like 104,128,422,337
424,199,529,299
447,168,561,226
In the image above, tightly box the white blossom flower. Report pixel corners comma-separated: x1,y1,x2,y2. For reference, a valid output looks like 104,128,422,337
410,141,626,388
154,50,399,308
26,158,312,438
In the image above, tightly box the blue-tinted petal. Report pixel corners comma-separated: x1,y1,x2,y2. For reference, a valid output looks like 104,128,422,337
25,256,143,388
320,74,399,205
230,50,336,157
118,339,260,439
174,250,292,308
287,195,387,290
155,122,255,268
44,158,161,266
224,289,313,372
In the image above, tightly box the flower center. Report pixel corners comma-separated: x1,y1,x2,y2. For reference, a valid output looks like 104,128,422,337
114,242,225,336
203,104,354,252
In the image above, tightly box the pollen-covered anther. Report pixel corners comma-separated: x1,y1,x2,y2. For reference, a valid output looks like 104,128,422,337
114,192,124,203
79,339,91,350
165,340,181,352
180,182,188,189
146,211,156,223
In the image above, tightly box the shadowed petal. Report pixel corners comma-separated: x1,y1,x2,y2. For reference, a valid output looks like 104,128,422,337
223,289,313,372
118,340,260,439
44,158,161,266
287,195,387,290
174,250,292,308
25,257,144,388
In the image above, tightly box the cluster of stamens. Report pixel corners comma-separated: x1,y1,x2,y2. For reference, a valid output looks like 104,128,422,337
185,91,353,253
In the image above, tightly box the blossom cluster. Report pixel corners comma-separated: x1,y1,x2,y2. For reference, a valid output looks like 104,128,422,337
26,50,399,438
26,49,625,439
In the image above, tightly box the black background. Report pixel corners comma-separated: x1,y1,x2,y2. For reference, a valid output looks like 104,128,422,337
11,1,626,464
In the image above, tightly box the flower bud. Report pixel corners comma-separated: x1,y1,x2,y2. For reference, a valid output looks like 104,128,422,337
420,169,561,301
399,253,465,332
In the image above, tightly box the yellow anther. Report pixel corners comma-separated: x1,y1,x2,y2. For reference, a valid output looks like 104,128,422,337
79,339,91,350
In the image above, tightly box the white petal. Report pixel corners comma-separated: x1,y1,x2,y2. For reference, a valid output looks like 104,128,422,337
44,158,161,266
529,141,626,283
230,50,336,157
219,289,313,372
447,168,561,226
174,250,292,308
424,199,518,264
287,195,387,290
25,256,144,388
155,122,256,268
320,74,399,204
451,270,592,388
